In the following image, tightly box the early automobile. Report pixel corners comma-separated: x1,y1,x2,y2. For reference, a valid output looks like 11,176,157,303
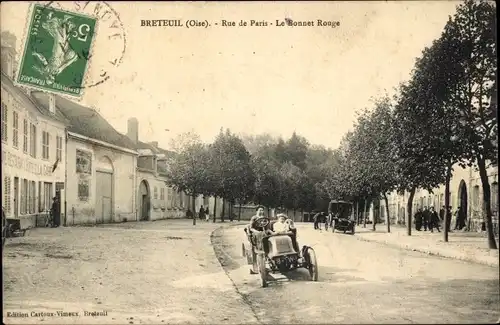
329,200,356,234
242,216,318,287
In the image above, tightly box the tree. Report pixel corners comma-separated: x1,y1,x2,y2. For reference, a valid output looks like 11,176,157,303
347,97,399,232
284,132,309,170
165,141,210,226
209,129,255,222
440,0,498,248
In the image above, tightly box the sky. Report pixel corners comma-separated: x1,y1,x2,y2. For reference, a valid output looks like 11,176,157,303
1,1,460,150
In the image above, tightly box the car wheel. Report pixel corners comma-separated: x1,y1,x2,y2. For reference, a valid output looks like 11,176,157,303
307,248,319,281
258,254,268,287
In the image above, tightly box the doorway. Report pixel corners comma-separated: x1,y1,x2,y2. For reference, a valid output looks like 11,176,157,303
96,171,113,224
139,180,150,221
458,180,468,222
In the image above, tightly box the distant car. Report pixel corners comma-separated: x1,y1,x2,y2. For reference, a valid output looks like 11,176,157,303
328,200,356,235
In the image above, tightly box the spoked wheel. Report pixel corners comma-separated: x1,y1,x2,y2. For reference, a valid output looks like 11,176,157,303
306,248,319,281
257,254,268,287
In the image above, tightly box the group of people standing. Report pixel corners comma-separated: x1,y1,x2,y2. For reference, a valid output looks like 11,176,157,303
414,205,468,232
414,206,441,232
186,206,210,221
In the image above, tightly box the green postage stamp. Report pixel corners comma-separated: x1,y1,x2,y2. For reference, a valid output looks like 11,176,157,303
16,4,98,97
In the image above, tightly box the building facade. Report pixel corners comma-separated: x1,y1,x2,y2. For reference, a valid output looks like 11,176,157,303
377,163,498,233
31,92,138,225
125,118,223,221
1,69,68,228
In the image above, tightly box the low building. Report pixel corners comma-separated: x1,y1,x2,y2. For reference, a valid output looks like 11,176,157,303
125,118,223,220
30,92,138,225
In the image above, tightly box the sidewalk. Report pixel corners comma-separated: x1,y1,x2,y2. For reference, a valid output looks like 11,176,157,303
353,224,499,267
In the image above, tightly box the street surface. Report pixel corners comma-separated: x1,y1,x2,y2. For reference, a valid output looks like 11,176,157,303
2,220,257,324
2,220,499,324
212,224,499,324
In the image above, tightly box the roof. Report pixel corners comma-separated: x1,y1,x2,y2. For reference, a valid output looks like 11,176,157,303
1,72,68,125
134,140,176,158
30,91,137,151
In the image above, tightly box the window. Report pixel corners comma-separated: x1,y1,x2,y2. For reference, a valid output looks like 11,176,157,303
3,176,11,215
42,131,50,160
30,181,36,214
21,179,28,215
12,111,19,148
1,101,7,142
167,187,173,208
491,182,498,214
473,185,480,209
154,187,158,200
30,123,37,158
160,188,165,200
44,182,53,210
56,135,63,160
27,181,32,215
38,182,42,212
23,119,28,153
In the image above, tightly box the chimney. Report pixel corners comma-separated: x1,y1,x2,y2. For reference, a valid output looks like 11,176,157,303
150,141,158,148
127,117,139,144
48,94,56,114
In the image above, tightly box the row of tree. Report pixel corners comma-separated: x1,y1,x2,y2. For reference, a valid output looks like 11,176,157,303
166,128,334,225
319,0,497,248
166,0,497,248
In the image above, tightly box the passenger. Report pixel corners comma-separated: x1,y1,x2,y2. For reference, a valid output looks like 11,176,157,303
273,214,288,232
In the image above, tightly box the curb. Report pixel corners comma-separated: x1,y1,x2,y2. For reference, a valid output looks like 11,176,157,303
354,235,498,268
209,224,263,324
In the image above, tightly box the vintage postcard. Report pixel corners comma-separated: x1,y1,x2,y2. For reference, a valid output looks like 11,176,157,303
1,1,498,324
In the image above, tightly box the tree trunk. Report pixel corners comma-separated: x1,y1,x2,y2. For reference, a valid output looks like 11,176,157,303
221,199,225,222
372,200,376,231
293,209,296,220
356,200,360,225
443,160,452,242
192,194,197,226
477,156,498,249
238,203,242,222
363,199,367,228
213,196,217,223
384,193,391,233
407,187,416,236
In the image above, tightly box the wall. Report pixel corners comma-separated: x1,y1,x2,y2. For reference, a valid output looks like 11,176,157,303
65,137,137,225
378,163,499,232
1,82,66,228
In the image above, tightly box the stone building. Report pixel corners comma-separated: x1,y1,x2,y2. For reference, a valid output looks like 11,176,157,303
377,164,498,233
30,92,138,225
1,67,68,228
124,118,224,221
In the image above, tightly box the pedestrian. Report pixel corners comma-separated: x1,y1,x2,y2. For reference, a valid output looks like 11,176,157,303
414,208,423,231
205,207,210,222
199,206,205,221
422,206,430,231
51,196,60,228
429,207,441,232
439,206,445,222
313,211,321,230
